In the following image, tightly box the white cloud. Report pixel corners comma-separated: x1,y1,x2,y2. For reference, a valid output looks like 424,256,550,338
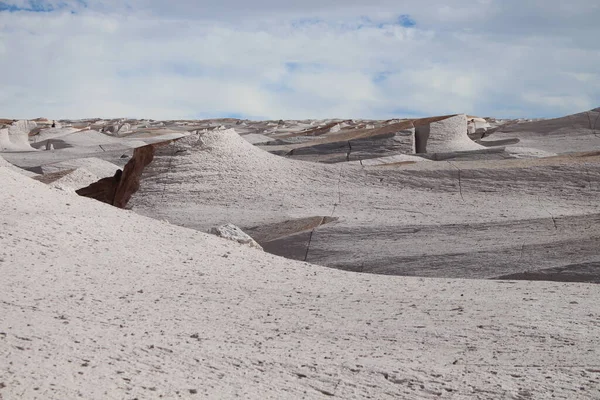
0,1,598,120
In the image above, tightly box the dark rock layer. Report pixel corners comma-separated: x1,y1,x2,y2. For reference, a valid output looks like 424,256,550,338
76,144,154,208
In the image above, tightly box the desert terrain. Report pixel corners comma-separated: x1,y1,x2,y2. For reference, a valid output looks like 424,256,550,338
1,109,600,399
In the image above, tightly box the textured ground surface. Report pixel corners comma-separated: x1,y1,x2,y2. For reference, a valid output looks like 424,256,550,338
1,165,600,399
130,129,600,282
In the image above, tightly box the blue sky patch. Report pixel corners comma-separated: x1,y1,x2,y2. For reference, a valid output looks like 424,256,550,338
372,72,391,84
291,17,322,29
0,0,85,13
284,62,325,73
397,14,416,28
0,1,56,12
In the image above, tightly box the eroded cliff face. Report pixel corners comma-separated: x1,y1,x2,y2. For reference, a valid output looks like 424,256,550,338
76,144,155,208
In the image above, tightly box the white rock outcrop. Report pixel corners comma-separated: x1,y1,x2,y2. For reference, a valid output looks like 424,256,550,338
209,223,263,250
329,124,342,133
0,120,37,152
117,123,132,135
414,114,485,153
467,117,491,134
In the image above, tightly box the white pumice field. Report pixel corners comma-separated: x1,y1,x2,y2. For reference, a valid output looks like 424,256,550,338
1,110,600,399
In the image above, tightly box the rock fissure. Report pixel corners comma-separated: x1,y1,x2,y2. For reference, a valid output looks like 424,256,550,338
537,196,558,231
346,140,352,162
303,229,315,262
447,161,465,202
330,164,343,217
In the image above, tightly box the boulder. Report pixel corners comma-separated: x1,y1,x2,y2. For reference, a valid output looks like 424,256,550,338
209,224,263,250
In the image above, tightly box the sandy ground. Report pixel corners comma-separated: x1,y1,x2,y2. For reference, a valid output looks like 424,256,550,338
1,165,600,399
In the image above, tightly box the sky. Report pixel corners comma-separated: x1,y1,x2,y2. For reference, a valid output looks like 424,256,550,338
0,0,599,120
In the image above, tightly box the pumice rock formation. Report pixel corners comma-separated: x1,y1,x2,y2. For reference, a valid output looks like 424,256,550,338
414,114,485,153
0,120,38,152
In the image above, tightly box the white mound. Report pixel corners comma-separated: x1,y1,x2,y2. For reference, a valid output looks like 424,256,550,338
0,120,37,152
171,128,329,180
131,129,352,228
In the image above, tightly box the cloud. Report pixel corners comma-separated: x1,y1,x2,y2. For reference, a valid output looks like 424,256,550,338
0,0,598,120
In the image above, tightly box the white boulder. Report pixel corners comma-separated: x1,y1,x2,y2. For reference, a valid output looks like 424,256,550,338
209,224,263,250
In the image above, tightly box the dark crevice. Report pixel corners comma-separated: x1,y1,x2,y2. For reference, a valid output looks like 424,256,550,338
303,229,315,262
346,140,352,161
303,217,329,262
329,164,343,218
414,126,429,153
447,161,465,201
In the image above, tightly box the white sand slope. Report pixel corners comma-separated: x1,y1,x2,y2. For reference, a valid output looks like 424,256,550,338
1,165,599,399
46,167,103,192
